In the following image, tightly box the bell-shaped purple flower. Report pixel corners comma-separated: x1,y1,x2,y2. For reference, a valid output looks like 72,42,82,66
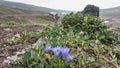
60,48,72,61
44,44,51,52
51,47,61,57
65,54,72,61
61,48,70,57
45,45,72,61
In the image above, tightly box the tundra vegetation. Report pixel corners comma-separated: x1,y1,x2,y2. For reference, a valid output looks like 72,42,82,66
5,13,120,68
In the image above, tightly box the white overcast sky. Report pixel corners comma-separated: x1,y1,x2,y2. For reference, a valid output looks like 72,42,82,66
5,0,120,11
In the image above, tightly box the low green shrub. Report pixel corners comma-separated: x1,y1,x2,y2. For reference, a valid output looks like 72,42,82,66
62,13,120,45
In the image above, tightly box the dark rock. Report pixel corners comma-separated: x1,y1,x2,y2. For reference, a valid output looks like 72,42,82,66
81,4,99,17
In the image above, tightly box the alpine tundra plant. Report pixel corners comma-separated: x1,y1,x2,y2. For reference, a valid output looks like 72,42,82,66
5,13,120,68
44,44,72,61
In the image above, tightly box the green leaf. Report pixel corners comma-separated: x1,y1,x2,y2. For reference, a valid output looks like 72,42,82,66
16,64,28,68
35,64,44,68
78,58,83,68
23,52,31,66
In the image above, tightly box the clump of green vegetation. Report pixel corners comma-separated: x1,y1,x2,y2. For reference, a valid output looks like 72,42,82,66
62,13,120,45
5,13,120,68
0,21,20,27
20,31,41,41
0,20,50,28
7,37,20,45
7,31,42,45
6,31,41,45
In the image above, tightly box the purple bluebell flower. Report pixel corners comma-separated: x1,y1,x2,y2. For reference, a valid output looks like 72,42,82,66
65,54,72,61
51,47,61,57
44,44,51,52
61,48,70,57
45,45,72,61
60,48,72,61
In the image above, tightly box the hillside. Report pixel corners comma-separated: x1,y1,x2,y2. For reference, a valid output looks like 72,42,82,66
0,6,46,15
0,5,53,24
100,6,120,18
0,0,71,13
0,0,119,18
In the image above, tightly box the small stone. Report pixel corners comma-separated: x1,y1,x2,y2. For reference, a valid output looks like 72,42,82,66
4,28,12,32
14,34,20,38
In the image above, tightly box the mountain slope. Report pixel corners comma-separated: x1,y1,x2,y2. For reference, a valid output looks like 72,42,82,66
0,5,47,15
0,6,28,15
100,6,120,18
0,0,70,13
0,5,53,24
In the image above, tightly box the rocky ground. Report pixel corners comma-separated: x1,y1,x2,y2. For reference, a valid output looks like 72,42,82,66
0,26,43,68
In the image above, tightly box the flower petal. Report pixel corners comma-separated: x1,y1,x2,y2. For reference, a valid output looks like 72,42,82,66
61,48,70,57
51,47,61,57
44,44,51,52
65,54,72,61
